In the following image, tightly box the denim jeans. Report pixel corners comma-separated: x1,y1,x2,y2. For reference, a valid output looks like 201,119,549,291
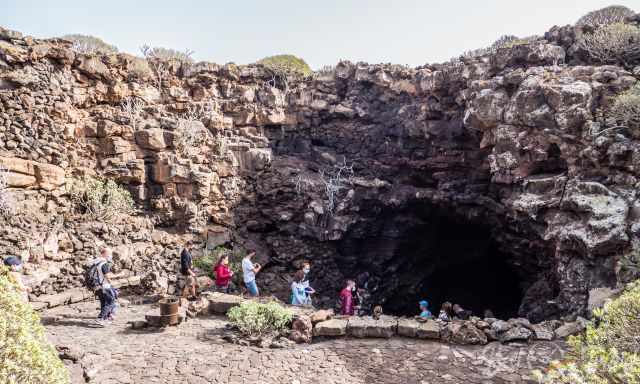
245,280,259,296
97,289,117,320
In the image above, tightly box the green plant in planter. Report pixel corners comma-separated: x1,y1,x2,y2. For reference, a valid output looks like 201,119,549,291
227,301,293,337
0,265,70,384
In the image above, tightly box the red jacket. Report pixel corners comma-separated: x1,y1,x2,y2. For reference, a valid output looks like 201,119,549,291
340,287,354,316
214,264,233,287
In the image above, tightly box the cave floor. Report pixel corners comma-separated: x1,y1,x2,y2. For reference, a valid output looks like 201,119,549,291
43,300,565,384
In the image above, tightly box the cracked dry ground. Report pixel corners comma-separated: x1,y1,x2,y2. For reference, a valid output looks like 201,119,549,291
43,301,566,384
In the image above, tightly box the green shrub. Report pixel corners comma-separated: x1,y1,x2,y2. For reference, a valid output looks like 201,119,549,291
68,176,134,222
227,301,293,337
0,265,70,384
578,22,640,68
62,34,118,55
258,54,312,76
576,5,635,27
610,83,640,134
534,280,640,383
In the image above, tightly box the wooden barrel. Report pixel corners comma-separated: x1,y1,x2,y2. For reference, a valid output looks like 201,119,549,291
159,296,180,316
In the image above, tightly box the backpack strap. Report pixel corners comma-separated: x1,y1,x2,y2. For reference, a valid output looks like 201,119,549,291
91,261,106,288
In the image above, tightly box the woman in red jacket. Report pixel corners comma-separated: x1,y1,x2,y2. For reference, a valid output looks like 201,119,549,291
214,254,234,293
339,280,356,316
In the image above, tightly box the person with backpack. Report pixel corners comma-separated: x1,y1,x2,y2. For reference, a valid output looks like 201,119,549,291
85,248,120,327
180,245,198,300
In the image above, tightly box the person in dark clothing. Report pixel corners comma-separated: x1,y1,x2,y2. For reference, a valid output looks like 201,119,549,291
453,303,473,320
91,248,122,327
180,245,197,300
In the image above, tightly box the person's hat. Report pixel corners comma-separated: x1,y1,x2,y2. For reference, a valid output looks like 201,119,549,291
3,256,22,267
419,300,429,307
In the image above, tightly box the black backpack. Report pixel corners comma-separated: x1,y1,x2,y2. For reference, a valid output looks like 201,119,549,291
83,261,106,291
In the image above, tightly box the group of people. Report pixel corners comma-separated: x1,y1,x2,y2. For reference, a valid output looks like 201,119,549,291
180,245,263,298
180,244,319,306
417,300,473,322
5,242,477,328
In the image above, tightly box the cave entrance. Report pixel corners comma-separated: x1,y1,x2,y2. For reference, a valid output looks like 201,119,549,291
337,201,526,319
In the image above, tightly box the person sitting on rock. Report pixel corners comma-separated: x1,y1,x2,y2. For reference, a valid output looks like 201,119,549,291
213,253,234,294
437,301,453,322
180,244,198,300
241,250,261,297
416,300,433,321
339,280,356,316
453,303,472,320
4,256,29,301
291,270,311,306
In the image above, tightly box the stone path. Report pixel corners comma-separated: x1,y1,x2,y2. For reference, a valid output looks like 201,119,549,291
43,299,566,384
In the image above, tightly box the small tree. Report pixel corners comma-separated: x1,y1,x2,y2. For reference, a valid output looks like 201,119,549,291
0,166,15,218
68,176,134,222
578,23,640,68
576,5,635,27
259,54,311,95
62,34,118,55
121,97,144,131
319,160,354,214
610,83,640,134
174,104,212,156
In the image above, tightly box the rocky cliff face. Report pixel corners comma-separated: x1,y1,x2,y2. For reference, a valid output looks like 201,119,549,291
1,21,638,322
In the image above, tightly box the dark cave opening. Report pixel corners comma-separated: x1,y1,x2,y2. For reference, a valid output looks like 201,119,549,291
337,202,528,319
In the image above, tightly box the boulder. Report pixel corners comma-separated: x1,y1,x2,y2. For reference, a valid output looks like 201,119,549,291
499,325,533,343
204,292,245,314
555,319,587,338
313,319,348,337
397,318,440,339
309,309,334,324
442,321,488,345
289,315,313,343
532,323,555,341
347,315,397,338
135,128,168,150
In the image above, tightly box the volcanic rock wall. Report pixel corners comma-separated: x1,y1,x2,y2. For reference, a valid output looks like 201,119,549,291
0,22,639,321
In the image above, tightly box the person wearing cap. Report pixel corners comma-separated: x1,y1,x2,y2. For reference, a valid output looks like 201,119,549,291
416,300,433,320
4,256,30,301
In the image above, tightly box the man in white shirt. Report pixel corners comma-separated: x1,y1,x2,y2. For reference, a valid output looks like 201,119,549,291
241,250,261,297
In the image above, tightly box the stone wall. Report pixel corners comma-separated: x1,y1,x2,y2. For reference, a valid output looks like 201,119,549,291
0,21,639,320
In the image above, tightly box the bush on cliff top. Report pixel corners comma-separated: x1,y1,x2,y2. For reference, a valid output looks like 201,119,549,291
62,34,118,55
576,5,635,27
577,22,640,68
228,301,293,337
534,280,640,383
0,265,70,384
258,54,312,76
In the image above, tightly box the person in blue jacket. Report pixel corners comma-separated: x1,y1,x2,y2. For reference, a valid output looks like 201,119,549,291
417,300,433,320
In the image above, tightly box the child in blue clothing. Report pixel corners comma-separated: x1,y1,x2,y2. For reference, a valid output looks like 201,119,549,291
416,300,433,320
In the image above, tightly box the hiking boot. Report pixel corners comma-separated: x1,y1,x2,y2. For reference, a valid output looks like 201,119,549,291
94,319,106,328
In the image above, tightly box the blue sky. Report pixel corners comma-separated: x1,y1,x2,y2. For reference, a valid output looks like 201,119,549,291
2,1,638,68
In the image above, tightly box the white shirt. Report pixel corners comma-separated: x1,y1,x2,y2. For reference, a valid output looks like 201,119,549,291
242,258,255,283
